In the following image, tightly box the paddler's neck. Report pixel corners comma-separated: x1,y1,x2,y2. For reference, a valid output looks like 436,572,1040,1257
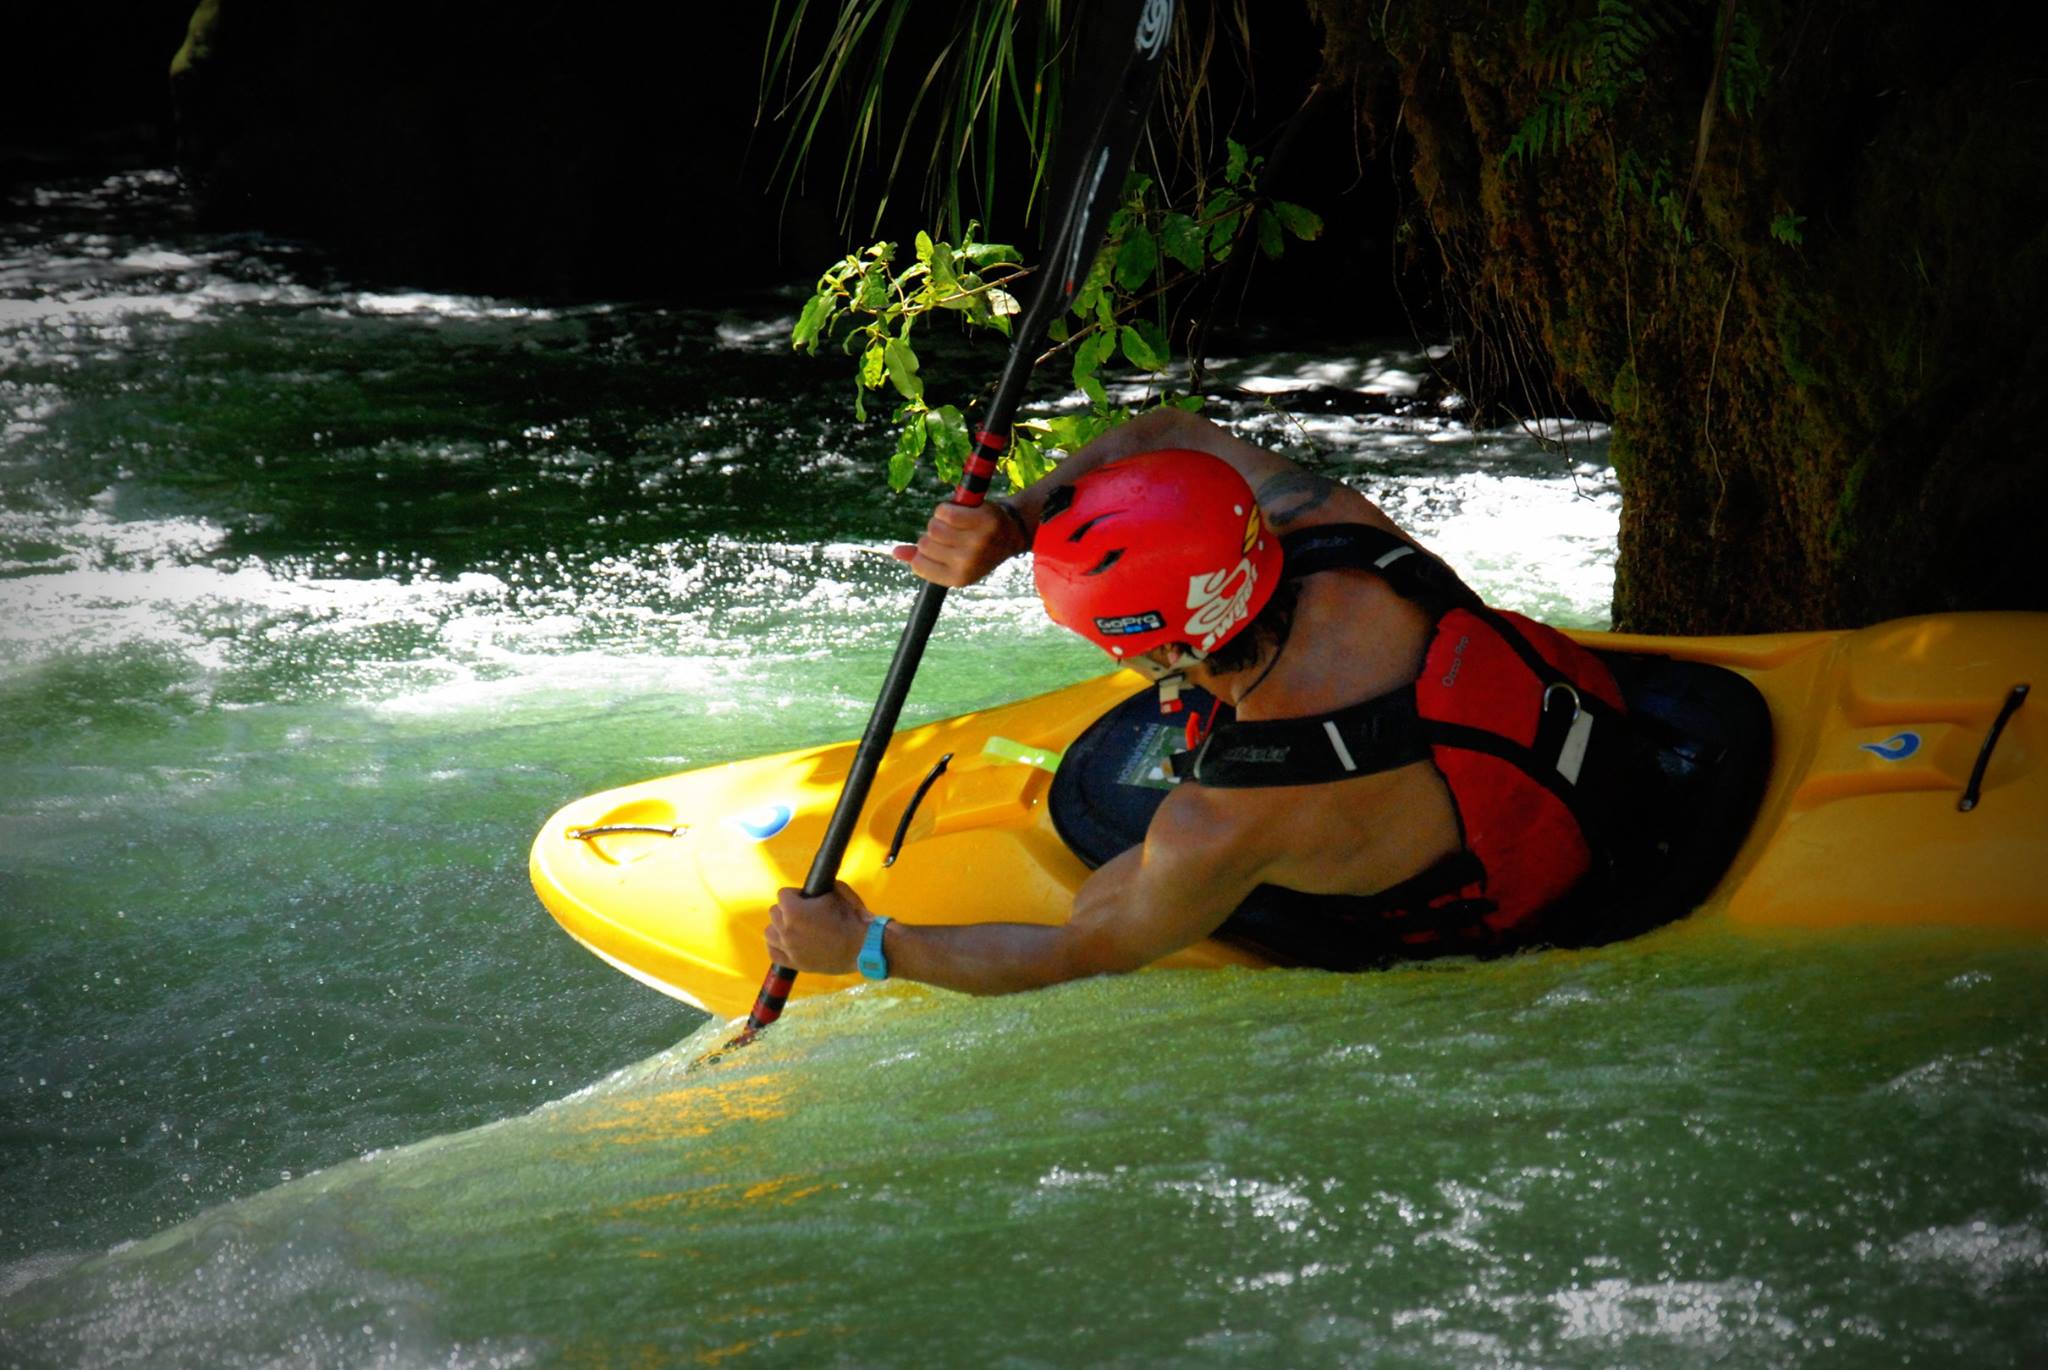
1189,634,1287,717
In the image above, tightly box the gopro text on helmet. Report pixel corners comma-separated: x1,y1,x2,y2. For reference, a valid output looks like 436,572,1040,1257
1094,610,1168,637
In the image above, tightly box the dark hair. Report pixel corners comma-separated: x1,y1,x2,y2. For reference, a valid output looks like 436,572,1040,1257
1198,576,1298,678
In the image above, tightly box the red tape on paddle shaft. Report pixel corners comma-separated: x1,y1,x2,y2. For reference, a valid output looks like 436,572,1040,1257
953,430,1008,507
735,0,1177,1040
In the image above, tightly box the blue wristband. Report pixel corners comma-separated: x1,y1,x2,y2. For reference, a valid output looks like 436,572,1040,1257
857,915,893,981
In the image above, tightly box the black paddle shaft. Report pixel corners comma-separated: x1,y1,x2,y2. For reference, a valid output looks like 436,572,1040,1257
741,0,1178,1035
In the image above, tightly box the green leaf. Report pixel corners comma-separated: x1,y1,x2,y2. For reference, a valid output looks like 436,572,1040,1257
1070,275,1102,326
1047,316,1070,343
1071,349,1107,409
1167,394,1205,412
1002,436,1056,491
888,414,928,492
1038,411,1118,455
820,254,859,289
792,294,832,352
929,240,961,298
960,241,1021,266
927,404,969,486
1071,329,1117,409
1256,208,1285,258
1161,213,1206,270
1114,228,1159,291
1272,201,1323,241
1206,198,1243,259
915,230,935,265
1120,321,1169,371
952,270,987,320
857,266,890,312
883,338,924,401
861,343,886,390
1225,138,1250,185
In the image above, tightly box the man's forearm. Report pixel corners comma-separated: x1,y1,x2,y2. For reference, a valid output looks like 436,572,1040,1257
882,918,1106,996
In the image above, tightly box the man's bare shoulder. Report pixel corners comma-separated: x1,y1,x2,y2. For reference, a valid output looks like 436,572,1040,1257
1093,407,1412,540
1147,778,1288,875
1252,467,1401,535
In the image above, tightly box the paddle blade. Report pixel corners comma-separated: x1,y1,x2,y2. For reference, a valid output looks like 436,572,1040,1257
953,0,1178,507
1018,0,1177,335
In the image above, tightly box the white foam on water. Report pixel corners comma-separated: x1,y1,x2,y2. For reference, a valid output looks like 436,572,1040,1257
1888,1220,2048,1293
1548,1276,1800,1345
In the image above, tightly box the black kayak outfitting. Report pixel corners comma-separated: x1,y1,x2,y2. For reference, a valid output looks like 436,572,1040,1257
1046,650,1774,968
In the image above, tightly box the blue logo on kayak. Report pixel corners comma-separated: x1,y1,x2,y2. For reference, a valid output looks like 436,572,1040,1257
732,804,793,840
1861,732,1921,761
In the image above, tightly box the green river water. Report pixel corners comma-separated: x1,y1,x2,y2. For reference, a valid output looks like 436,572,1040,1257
2,172,2043,1367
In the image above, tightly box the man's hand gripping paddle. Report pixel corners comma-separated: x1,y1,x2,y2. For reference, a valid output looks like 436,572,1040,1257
718,0,1178,1053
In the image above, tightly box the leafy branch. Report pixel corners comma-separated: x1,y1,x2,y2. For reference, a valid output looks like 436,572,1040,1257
793,139,1322,493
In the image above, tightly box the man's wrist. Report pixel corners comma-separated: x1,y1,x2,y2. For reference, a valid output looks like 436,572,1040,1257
991,498,1031,554
857,914,893,980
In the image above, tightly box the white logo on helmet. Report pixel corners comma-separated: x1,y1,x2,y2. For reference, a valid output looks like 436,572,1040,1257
1184,558,1258,650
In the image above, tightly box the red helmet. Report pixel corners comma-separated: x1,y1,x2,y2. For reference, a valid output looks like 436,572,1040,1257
1032,448,1280,660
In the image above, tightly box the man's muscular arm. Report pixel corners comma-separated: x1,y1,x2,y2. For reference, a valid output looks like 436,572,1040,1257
766,784,1265,994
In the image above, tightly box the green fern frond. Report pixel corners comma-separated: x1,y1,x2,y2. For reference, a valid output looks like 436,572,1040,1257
1718,7,1765,117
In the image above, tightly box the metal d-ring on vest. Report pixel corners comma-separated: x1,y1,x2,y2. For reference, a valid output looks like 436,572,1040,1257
1543,681,1595,785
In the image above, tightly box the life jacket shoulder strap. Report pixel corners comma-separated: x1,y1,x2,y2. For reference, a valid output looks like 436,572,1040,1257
1172,685,1431,786
1279,523,1482,611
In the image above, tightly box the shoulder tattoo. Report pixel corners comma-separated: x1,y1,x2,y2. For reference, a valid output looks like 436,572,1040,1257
1254,470,1343,528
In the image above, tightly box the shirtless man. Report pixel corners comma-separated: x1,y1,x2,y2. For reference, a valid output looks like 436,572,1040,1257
766,407,1624,991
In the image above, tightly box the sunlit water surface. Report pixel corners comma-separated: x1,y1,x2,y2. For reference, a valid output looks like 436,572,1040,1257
2,173,2042,1366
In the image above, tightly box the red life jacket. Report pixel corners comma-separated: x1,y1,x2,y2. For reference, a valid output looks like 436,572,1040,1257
1172,524,1628,947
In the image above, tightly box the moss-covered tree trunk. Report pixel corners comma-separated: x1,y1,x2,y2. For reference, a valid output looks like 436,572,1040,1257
1313,0,2047,633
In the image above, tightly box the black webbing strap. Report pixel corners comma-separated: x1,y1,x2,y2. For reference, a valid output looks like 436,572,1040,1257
1314,850,1495,937
1279,524,1483,612
1341,849,1494,933
1173,685,1430,785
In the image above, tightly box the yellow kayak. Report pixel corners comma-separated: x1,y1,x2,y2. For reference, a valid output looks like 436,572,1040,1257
531,613,2046,1019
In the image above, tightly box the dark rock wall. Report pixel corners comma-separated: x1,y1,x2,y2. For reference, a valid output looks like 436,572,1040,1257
1310,0,2048,631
